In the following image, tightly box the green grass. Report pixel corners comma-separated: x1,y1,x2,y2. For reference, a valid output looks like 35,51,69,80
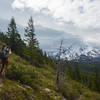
0,53,100,100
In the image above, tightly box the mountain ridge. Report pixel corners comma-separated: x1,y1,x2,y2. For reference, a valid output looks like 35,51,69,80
48,44,100,62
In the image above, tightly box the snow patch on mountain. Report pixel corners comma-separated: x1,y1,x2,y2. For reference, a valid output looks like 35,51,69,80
47,44,100,61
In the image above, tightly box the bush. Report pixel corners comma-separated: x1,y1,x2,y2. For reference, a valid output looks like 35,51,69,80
6,63,39,90
6,63,24,80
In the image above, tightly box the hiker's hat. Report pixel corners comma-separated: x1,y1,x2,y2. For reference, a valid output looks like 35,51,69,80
2,44,6,50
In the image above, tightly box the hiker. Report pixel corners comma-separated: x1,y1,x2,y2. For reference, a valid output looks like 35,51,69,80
0,45,11,77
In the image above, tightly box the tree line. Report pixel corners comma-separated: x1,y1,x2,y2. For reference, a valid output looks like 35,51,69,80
65,61,100,93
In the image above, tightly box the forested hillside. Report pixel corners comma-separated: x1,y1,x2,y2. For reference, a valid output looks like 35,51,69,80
0,17,100,100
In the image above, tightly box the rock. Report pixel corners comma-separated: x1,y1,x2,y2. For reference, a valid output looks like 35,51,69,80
30,96,34,100
63,97,67,100
44,88,51,93
24,85,32,89
17,85,26,91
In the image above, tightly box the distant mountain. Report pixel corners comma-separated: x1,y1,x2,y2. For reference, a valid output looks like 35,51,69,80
48,44,100,63
47,45,100,72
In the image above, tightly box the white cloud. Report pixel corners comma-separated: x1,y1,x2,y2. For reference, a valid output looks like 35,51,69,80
12,0,100,29
11,0,100,48
12,0,25,9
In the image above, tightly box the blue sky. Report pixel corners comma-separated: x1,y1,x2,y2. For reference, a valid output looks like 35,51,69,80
0,0,100,51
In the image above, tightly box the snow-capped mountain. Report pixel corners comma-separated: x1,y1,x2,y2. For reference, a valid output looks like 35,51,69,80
48,44,100,62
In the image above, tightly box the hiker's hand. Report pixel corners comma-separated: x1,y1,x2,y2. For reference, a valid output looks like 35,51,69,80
9,48,12,54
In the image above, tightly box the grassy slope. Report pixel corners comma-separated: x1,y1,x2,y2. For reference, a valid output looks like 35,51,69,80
0,53,100,100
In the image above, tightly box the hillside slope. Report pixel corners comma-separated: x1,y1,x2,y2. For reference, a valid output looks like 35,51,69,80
0,53,100,100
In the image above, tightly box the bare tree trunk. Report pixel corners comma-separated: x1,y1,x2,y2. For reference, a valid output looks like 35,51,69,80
56,40,63,85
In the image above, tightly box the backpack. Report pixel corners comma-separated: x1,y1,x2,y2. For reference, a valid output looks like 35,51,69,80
0,49,8,59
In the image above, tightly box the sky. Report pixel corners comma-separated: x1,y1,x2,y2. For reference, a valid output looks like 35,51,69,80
0,0,100,52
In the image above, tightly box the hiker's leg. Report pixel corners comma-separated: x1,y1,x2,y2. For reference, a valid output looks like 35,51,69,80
1,63,6,78
2,68,5,78
0,62,5,74
2,59,9,78
3,63,8,78
0,59,1,64
4,59,9,71
6,58,9,68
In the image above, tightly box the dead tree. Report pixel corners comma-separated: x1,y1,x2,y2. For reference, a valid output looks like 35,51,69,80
56,40,64,86
56,41,75,86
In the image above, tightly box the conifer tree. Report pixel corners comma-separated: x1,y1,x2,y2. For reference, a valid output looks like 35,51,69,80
24,16,38,47
24,17,40,65
7,17,25,55
0,32,8,43
74,62,81,81
92,66,100,91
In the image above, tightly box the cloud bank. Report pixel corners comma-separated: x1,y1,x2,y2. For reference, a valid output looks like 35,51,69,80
12,0,100,29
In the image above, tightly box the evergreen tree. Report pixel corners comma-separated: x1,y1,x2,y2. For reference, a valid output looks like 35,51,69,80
92,66,100,91
67,65,74,80
24,17,41,66
0,32,8,43
74,62,81,81
24,17,54,67
7,17,25,55
24,16,38,47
